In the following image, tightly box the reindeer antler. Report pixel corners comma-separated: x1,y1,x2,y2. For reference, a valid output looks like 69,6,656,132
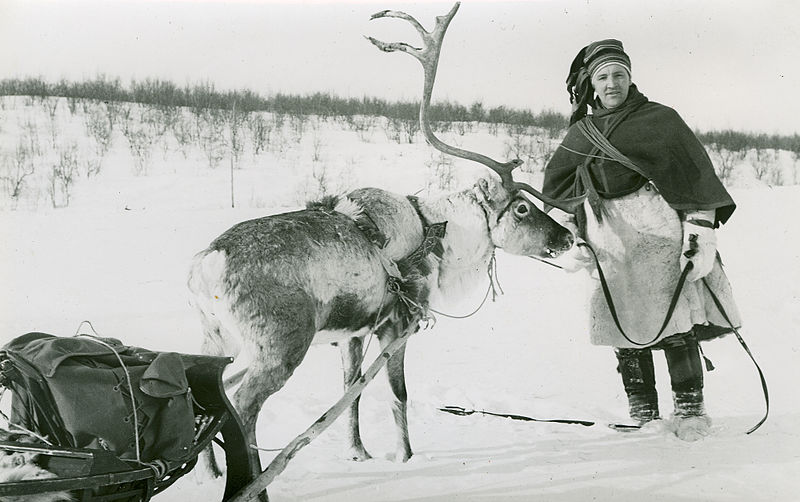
367,2,582,213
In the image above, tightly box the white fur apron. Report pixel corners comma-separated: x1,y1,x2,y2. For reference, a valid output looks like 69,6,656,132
584,183,741,348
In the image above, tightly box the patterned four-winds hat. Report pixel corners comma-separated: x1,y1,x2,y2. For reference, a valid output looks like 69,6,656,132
565,38,632,124
584,39,631,78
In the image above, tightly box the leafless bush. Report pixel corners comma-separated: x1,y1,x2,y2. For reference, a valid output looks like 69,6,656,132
67,96,80,115
20,120,42,159
708,146,746,183
432,121,452,134
44,97,59,122
272,112,286,131
197,109,227,169
104,100,124,133
523,134,558,173
310,162,332,198
84,106,113,170
1,141,36,200
48,144,79,208
248,113,272,156
385,117,404,143
122,124,155,176
752,148,780,184
289,114,309,141
170,112,196,158
504,130,535,166
349,115,377,142
425,150,455,193
139,106,176,158
453,121,472,136
85,158,102,178
227,106,246,167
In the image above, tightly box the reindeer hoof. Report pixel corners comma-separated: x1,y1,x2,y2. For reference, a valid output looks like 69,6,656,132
393,449,413,463
347,448,373,462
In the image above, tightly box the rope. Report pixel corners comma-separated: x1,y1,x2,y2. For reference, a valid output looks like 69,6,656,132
426,250,501,319
557,143,618,162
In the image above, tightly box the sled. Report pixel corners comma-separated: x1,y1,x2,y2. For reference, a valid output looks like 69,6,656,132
0,337,259,502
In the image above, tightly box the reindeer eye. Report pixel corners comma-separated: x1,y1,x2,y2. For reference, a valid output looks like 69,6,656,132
513,200,530,217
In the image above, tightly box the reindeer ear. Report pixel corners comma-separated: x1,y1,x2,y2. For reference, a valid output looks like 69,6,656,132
474,178,492,203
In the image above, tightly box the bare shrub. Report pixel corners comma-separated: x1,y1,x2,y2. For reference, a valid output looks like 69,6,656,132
227,106,246,167
170,112,196,158
504,129,535,166
386,117,405,143
453,121,471,136
85,158,102,178
526,134,558,173
21,120,42,158
49,144,79,208
310,162,331,198
67,96,81,115
708,146,746,183
1,141,36,200
140,106,176,159
84,106,113,172
310,127,325,163
122,124,155,176
44,98,61,148
350,115,377,142
752,148,780,184
248,113,272,156
44,97,59,122
104,100,124,133
289,114,309,141
425,150,455,193
196,109,227,169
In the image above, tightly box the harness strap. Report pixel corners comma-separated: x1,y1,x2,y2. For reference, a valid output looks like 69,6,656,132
580,240,769,433
701,279,769,434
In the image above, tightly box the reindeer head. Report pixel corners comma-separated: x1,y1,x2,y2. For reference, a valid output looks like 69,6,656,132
368,2,575,259
474,176,574,259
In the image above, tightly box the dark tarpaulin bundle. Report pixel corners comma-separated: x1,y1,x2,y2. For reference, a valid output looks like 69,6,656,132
2,332,195,463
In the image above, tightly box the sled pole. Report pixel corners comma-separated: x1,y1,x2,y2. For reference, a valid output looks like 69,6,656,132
228,330,412,502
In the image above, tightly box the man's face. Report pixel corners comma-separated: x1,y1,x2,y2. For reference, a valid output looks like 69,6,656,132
591,64,631,109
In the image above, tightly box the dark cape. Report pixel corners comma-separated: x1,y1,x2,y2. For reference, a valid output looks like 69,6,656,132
543,85,735,226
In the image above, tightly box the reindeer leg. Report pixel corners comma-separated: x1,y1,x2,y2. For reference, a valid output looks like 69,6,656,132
230,290,317,482
378,324,413,462
339,336,372,461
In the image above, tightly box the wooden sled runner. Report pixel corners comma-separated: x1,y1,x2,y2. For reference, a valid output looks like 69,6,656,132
0,332,259,502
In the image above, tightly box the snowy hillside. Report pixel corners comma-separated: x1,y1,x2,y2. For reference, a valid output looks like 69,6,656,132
1,96,798,501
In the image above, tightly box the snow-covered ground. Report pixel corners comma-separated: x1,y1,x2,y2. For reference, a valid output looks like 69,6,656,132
1,97,798,501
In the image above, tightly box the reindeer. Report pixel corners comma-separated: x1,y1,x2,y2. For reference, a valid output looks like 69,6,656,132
187,2,576,474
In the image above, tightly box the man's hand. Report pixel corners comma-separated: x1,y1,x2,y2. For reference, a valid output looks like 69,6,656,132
680,210,717,282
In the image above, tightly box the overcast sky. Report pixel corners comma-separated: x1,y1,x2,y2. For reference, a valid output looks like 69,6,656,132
1,0,798,135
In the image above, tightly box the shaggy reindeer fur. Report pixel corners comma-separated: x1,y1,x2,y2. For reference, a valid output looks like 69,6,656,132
188,178,573,469
0,429,74,502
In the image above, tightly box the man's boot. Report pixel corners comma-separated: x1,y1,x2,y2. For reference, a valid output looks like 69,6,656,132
615,348,660,425
663,333,710,441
